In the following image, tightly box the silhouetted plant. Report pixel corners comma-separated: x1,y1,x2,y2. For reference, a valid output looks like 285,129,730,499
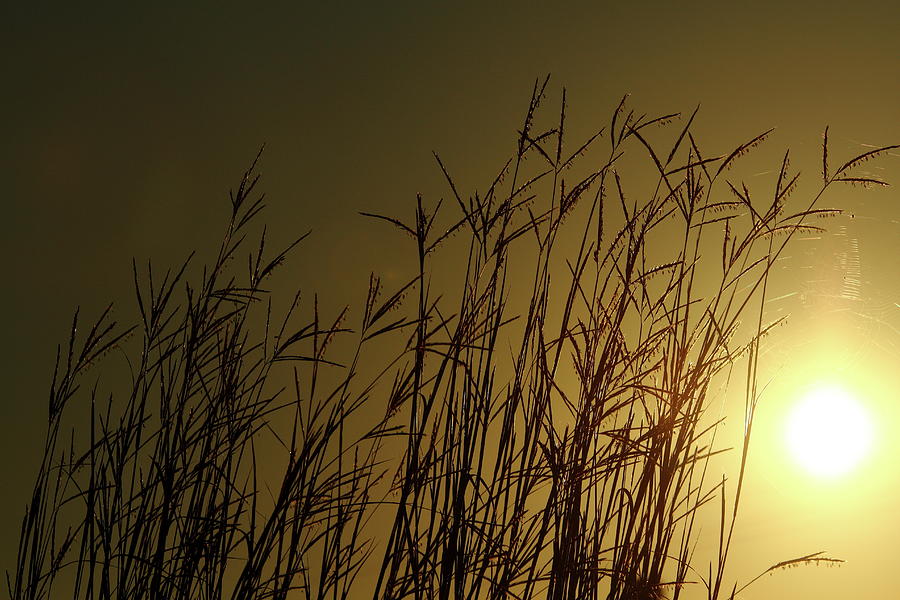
9,77,897,600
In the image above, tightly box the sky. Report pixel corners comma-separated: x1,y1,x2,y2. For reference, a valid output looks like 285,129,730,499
2,2,898,597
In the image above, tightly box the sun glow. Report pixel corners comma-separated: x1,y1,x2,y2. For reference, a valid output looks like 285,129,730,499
785,384,874,478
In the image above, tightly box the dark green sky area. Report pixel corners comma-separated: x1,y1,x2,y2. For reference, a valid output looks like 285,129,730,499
2,2,898,597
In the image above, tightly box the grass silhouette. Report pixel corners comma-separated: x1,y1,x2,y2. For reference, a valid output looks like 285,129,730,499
8,77,897,600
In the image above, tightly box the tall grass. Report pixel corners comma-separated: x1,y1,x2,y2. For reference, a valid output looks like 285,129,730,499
8,78,897,600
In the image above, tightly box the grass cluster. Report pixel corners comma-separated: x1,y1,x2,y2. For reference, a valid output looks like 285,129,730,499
8,78,897,600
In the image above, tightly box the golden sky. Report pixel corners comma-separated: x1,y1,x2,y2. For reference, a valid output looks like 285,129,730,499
2,2,898,597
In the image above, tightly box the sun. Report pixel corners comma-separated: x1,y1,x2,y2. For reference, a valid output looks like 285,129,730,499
785,384,874,478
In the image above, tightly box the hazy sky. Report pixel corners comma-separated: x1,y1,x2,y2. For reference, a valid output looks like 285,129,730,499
2,2,898,597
